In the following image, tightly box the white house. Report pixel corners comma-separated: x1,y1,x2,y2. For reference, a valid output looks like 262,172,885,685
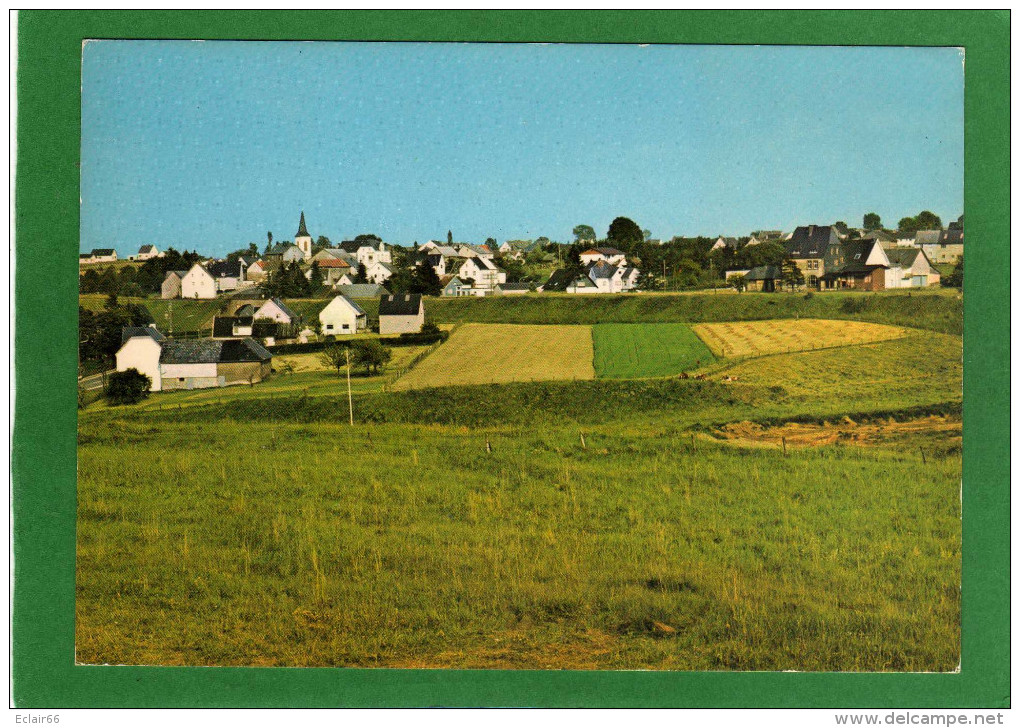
254,297,300,325
378,294,425,335
457,256,506,291
579,247,627,266
246,259,268,282
135,244,161,261
116,327,272,392
318,295,368,336
181,263,218,299
88,248,118,263
711,237,740,252
207,260,248,292
161,270,189,299
365,261,396,285
115,327,167,391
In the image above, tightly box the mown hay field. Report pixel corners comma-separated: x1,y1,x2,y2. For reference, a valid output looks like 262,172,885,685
392,323,594,390
593,323,716,379
692,319,910,358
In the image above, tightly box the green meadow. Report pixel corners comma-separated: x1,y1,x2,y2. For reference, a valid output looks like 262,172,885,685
593,323,716,379
75,294,964,670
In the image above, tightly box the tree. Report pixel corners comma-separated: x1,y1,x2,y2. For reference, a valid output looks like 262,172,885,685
316,235,332,249
833,221,849,236
606,217,643,251
410,261,442,296
354,262,369,284
308,261,324,289
106,368,151,405
942,254,964,289
572,224,596,243
915,210,942,230
781,259,805,291
354,234,381,243
265,231,273,253
104,292,119,310
863,212,882,230
320,344,350,376
642,229,652,241
447,230,453,245
729,274,747,293
350,339,392,375
484,237,497,247
899,210,943,234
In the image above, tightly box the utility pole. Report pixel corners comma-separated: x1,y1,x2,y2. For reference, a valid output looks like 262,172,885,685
345,347,354,426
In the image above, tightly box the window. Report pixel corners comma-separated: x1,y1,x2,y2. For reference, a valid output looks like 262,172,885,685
325,324,333,331
342,324,350,330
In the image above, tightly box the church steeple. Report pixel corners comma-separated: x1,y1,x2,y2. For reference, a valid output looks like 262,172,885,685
294,211,312,260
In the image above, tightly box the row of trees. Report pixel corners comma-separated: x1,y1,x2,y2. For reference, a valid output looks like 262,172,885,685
320,340,392,376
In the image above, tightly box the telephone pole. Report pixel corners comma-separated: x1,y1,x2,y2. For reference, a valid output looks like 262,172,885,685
345,347,354,426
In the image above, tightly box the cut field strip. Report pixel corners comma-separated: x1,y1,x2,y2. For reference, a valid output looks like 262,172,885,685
391,323,595,390
691,318,910,358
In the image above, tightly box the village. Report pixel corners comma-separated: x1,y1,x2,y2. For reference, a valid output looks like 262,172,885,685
79,210,963,398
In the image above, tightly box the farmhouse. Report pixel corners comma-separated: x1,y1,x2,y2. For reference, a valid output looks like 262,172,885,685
245,259,268,282
884,248,940,288
440,275,470,297
579,247,627,266
254,297,300,325
926,228,964,265
135,244,161,261
207,259,248,292
263,242,305,269
116,327,272,391
339,240,392,266
212,314,254,338
747,231,784,246
307,257,352,287
319,295,368,336
743,265,782,292
89,248,118,263
711,237,741,252
365,261,396,285
378,293,424,335
820,240,892,291
785,225,842,287
456,256,506,292
181,263,218,299
161,270,190,299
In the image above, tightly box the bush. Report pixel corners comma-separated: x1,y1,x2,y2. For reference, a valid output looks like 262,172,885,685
106,369,152,405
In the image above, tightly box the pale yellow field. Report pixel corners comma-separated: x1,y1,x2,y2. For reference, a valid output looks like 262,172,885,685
392,323,595,390
691,318,910,358
275,346,429,374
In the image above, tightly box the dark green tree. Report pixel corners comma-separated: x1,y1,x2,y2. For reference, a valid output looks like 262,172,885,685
106,368,152,405
781,259,805,291
351,339,392,375
863,212,882,230
354,263,369,284
410,262,442,296
942,255,963,289
606,217,643,251
447,230,453,245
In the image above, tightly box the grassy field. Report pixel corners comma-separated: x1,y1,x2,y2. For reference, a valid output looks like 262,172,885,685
392,323,594,391
692,319,909,358
593,324,716,379
417,290,962,335
76,304,963,670
77,408,960,670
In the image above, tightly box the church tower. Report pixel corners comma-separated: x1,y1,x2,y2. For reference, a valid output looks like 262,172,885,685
295,211,313,260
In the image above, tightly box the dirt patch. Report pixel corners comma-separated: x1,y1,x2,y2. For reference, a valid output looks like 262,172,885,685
711,414,961,450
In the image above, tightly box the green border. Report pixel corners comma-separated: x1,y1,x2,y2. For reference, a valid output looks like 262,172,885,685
13,10,1009,708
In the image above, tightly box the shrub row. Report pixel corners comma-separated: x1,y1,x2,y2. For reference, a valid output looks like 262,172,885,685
267,330,449,355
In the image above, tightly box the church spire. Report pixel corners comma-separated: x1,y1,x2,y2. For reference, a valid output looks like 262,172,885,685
296,211,310,238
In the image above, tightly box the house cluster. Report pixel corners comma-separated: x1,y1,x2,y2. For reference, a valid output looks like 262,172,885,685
79,248,119,264
115,292,428,393
408,240,513,297
724,223,955,292
540,247,641,294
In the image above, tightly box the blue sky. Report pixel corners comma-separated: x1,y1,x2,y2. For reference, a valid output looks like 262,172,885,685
81,41,963,256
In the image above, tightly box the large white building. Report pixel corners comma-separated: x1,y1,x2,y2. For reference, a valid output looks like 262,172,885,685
318,295,368,336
